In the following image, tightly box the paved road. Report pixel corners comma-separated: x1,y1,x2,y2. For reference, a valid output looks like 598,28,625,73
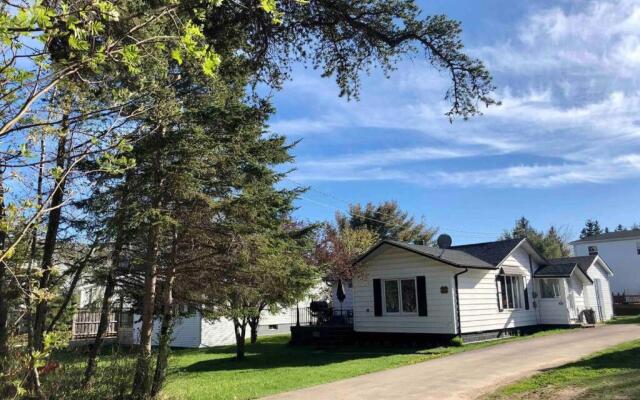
263,324,640,400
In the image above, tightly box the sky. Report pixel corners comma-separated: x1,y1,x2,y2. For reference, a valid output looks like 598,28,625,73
271,0,640,245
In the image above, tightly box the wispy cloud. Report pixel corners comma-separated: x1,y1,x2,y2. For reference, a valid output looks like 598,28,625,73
275,0,640,189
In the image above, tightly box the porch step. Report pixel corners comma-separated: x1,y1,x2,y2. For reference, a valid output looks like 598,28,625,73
580,323,596,328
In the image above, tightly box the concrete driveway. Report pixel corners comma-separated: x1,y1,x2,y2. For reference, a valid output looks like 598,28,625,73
263,324,640,400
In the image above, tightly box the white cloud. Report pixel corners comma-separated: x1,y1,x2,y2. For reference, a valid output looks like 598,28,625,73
275,0,640,189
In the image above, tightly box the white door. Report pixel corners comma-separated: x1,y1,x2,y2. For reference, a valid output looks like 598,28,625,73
594,279,604,322
537,278,570,324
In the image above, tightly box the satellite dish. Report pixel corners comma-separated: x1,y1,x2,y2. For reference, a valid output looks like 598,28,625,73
437,234,452,249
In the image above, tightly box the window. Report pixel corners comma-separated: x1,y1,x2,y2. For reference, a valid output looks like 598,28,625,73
384,279,418,314
384,280,399,313
540,278,561,298
588,245,598,255
498,275,524,309
636,241,640,255
268,324,278,330
401,279,417,313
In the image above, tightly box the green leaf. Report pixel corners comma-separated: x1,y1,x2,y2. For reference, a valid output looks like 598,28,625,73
171,48,183,65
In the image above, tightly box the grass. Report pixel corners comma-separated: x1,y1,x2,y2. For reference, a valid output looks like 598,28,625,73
486,317,640,400
163,328,568,400
43,326,570,400
606,314,640,325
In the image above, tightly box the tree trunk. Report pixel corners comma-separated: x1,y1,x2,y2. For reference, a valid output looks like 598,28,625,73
131,144,164,399
130,223,159,399
248,316,260,344
0,169,9,360
46,245,94,333
82,268,116,388
233,319,247,361
151,232,177,398
83,177,130,389
33,117,68,350
24,136,45,397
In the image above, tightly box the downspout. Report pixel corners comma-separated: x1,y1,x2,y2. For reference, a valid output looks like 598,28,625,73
453,268,469,336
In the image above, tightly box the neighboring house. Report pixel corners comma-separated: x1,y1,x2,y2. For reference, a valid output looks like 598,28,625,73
131,302,308,348
571,230,640,294
337,237,613,342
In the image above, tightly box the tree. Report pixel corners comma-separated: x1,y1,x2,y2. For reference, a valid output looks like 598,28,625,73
315,225,379,281
540,226,570,259
501,218,569,259
336,201,437,243
615,224,626,232
580,219,602,239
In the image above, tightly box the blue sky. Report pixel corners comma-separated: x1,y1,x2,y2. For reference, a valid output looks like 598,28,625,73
271,0,640,244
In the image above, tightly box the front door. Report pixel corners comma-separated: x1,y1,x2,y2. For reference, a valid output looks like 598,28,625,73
537,278,570,325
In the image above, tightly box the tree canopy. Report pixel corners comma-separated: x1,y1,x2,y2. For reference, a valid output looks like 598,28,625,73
336,201,437,244
501,217,570,259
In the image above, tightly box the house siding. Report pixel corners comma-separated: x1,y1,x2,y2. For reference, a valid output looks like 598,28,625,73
352,246,458,334
573,238,639,293
584,261,614,321
133,313,202,348
458,247,538,333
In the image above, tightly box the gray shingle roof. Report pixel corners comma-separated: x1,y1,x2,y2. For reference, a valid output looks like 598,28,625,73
548,256,597,275
571,229,640,243
354,240,495,269
450,238,524,266
534,263,578,277
534,262,593,283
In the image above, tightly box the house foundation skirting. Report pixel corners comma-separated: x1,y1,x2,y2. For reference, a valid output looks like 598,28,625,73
461,324,578,343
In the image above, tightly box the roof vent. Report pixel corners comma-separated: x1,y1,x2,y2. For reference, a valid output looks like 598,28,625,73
437,234,452,249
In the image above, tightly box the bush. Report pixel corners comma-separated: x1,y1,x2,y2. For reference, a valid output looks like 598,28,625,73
449,336,464,347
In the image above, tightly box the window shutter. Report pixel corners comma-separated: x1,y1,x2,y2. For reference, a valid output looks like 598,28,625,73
373,279,382,316
496,275,504,312
524,277,530,310
416,276,428,316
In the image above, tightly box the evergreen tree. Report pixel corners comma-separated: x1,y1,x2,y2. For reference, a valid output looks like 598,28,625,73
580,219,603,239
501,218,569,259
615,224,626,232
336,201,437,243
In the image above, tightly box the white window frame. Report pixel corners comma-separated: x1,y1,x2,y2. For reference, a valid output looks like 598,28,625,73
499,275,525,310
588,245,598,256
383,278,418,315
539,278,561,299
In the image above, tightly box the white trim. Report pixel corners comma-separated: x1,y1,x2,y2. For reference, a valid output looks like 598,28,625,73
593,255,614,276
570,234,640,245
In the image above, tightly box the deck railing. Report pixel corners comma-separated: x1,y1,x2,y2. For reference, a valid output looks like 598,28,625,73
613,293,640,304
71,309,133,340
292,307,353,327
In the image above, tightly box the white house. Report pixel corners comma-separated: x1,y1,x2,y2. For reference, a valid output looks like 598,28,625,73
571,230,640,294
131,305,302,348
343,237,613,342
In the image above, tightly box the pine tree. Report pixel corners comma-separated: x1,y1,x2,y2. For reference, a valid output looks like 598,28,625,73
336,201,437,243
580,219,603,239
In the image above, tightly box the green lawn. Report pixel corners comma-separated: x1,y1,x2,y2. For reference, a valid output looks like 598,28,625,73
45,326,571,400
485,338,640,400
164,329,568,400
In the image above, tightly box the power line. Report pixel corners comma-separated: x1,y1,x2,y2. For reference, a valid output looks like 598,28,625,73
293,185,501,239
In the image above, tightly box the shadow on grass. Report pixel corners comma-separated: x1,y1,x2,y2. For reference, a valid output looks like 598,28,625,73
179,337,433,373
582,371,640,399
